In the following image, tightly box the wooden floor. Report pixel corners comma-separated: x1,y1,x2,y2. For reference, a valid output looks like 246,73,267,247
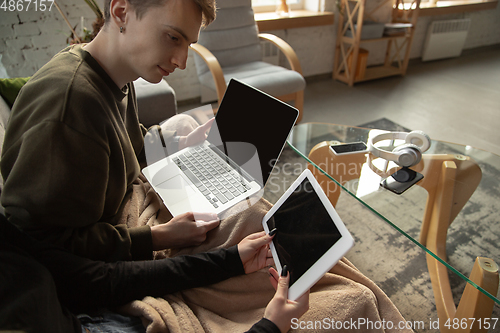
301,44,500,156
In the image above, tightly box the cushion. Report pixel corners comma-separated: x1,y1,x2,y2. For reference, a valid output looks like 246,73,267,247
194,2,261,76
0,77,30,108
216,0,251,9
198,61,306,97
202,7,256,32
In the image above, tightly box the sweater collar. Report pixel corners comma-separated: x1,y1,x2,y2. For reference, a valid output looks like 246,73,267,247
71,44,129,100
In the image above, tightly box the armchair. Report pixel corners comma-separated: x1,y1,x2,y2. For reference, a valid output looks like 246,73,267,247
191,0,306,123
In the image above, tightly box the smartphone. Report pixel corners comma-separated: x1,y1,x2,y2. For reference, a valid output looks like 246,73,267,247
381,168,424,195
330,142,368,155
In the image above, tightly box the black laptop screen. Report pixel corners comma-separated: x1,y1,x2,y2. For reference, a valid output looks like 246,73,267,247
206,80,298,186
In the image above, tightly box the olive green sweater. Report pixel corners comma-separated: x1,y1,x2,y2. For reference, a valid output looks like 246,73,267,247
1,45,173,262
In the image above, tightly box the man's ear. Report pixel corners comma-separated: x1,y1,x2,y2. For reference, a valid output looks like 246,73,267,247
109,0,131,29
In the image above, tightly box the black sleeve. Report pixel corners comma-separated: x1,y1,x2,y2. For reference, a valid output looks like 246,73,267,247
245,318,281,333
1,216,281,332
0,215,245,314
42,245,245,313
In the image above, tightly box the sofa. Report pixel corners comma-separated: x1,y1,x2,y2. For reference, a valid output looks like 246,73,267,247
0,92,12,207
132,78,178,127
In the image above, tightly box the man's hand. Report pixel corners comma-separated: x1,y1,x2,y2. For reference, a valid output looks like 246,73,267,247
150,212,220,250
178,118,215,150
264,267,310,333
237,231,275,274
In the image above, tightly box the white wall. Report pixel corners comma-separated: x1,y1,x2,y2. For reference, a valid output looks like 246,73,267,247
1,0,499,102
0,0,104,77
415,6,500,52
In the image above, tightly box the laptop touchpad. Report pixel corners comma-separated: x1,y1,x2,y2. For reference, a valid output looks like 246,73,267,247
155,175,196,205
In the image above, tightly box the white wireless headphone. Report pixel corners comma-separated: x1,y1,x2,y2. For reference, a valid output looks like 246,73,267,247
368,130,431,167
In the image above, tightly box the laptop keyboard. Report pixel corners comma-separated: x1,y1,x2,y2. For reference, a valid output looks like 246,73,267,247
173,146,252,209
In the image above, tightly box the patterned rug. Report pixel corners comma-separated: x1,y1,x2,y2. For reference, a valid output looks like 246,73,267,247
263,118,500,332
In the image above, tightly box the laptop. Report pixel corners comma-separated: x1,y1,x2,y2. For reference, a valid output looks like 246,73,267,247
142,79,299,216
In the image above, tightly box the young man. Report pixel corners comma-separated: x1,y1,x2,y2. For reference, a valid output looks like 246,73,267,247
0,1,310,332
1,1,413,332
1,0,219,262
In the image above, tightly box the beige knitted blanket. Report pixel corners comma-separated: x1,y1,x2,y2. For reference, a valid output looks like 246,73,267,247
120,175,412,333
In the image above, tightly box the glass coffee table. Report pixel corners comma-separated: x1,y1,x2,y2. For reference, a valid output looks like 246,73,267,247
283,122,499,332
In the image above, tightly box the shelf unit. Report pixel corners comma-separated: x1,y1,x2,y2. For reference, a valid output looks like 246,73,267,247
333,0,421,86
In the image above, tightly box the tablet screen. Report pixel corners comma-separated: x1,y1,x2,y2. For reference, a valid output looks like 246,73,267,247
266,177,342,286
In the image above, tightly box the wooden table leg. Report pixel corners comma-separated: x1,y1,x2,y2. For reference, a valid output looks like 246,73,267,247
307,142,499,332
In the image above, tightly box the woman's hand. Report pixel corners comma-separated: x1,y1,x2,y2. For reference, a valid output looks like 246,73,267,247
237,231,275,274
150,212,220,250
264,267,310,333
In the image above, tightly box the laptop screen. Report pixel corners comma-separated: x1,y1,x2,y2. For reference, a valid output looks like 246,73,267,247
206,79,299,186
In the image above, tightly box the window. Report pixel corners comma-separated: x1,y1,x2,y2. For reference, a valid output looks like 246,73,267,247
252,0,304,13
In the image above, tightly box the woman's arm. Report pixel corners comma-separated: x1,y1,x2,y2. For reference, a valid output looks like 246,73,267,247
40,242,245,313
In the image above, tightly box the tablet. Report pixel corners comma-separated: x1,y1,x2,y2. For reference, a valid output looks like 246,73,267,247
262,169,354,301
